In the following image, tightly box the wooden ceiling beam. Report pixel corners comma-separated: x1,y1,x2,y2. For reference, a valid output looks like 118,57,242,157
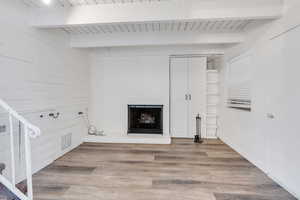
70,32,244,48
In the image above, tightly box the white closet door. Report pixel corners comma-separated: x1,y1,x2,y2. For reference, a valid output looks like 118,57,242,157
189,57,207,138
170,58,189,138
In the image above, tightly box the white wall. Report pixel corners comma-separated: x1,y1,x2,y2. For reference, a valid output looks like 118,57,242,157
89,46,224,141
0,0,89,180
219,0,300,198
90,53,169,137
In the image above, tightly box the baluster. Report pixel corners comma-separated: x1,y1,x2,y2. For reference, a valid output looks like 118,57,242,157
24,125,33,200
8,113,16,186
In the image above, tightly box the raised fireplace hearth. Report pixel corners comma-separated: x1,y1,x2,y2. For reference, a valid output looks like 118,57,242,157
128,105,163,134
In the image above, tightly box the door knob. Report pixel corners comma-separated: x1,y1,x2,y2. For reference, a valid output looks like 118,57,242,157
185,94,188,100
189,94,192,100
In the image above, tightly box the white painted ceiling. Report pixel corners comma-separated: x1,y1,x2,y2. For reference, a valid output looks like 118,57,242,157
25,0,282,47
23,0,169,7
61,20,253,35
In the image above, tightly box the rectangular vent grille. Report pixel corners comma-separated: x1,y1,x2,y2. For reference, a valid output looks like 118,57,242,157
61,133,72,150
0,125,6,133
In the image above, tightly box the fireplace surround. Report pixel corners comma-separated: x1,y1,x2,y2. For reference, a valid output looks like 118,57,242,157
128,105,163,134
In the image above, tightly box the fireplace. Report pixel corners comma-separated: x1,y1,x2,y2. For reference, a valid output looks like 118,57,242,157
128,105,163,134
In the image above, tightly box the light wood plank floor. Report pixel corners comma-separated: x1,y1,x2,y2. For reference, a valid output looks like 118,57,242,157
32,139,296,200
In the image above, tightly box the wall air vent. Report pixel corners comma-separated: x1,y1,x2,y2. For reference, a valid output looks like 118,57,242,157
61,133,72,150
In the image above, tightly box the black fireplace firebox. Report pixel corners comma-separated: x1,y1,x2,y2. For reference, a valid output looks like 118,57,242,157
128,105,163,134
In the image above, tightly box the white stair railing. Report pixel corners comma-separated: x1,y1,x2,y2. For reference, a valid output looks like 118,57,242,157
0,99,41,200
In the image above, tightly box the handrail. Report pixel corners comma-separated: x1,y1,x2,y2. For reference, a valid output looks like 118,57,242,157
0,99,41,138
0,98,41,200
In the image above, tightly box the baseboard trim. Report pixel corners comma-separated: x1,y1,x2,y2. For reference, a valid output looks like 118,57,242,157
267,173,300,200
84,135,171,144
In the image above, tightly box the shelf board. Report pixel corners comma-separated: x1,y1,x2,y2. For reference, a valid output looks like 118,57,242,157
207,81,219,84
207,70,218,73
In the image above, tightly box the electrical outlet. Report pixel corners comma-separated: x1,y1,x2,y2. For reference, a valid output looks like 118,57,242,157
0,125,6,133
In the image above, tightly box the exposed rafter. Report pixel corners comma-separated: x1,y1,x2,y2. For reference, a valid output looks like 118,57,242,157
61,20,253,35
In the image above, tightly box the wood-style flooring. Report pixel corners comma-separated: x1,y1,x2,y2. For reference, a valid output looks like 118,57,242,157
32,139,296,200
